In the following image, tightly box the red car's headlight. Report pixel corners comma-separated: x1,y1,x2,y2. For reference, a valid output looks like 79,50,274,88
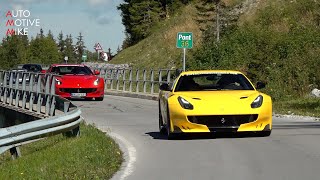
94,78,100,86
55,78,62,85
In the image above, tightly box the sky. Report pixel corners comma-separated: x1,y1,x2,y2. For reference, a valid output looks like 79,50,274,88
0,0,125,54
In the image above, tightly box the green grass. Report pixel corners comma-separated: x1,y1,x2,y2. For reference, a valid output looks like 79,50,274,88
273,98,320,117
0,123,123,180
112,4,202,70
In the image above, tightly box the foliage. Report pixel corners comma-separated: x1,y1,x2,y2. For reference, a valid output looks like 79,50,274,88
0,29,108,69
75,32,86,63
0,35,28,69
27,35,61,65
189,0,320,101
117,0,190,47
112,4,202,69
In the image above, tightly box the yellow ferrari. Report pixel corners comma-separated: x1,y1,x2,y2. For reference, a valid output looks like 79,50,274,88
158,70,272,139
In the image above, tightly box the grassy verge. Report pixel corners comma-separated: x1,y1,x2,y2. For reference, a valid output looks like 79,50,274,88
0,123,123,179
273,97,320,117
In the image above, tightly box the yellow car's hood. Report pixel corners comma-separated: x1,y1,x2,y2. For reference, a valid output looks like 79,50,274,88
172,91,261,115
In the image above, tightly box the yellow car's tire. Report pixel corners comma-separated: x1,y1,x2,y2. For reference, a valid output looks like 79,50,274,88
166,106,177,140
158,102,166,134
255,130,272,137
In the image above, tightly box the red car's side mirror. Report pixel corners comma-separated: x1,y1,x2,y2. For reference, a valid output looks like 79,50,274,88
94,70,100,75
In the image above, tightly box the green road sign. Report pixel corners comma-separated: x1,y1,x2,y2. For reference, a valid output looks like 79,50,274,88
82,54,87,61
176,32,193,49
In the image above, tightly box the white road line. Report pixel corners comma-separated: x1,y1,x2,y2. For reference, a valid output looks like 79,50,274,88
106,130,137,180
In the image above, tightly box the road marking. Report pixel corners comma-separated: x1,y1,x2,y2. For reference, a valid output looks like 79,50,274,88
107,131,137,180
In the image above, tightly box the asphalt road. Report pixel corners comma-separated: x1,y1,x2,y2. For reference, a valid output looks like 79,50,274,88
73,95,320,180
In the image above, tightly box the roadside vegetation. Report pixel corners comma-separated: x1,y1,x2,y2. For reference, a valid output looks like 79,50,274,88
113,0,320,117
0,123,122,179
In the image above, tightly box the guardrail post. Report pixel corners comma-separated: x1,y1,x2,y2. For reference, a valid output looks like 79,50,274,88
151,70,154,94
110,69,114,90
49,96,56,116
159,70,162,93
167,70,171,84
63,126,80,137
37,94,42,114
8,72,15,106
64,101,70,113
136,70,139,93
116,69,120,91
129,69,132,92
143,70,147,93
45,74,51,94
10,147,21,159
123,69,126,91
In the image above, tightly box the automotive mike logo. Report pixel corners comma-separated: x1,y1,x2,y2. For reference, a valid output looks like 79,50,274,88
5,10,40,36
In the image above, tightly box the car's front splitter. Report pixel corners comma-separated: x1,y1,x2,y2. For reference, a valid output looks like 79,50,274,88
170,113,272,133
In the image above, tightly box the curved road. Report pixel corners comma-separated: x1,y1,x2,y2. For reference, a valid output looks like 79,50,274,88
73,95,320,180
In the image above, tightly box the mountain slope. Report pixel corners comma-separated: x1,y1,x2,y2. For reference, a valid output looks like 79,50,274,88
111,4,202,69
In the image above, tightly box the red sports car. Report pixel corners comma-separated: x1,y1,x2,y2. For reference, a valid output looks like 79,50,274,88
45,64,105,101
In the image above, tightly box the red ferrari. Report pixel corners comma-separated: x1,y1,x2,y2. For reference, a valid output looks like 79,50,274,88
45,64,105,101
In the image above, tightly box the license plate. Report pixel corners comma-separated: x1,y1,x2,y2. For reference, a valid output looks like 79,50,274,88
71,93,86,97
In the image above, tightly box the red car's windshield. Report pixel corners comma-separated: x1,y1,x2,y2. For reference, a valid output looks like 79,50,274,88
51,66,93,75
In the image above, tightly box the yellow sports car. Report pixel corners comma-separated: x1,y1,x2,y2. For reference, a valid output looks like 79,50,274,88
158,70,272,139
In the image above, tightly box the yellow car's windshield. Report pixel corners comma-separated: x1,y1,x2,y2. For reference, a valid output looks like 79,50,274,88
174,73,255,91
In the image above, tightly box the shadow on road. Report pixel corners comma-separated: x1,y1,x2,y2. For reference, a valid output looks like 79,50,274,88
145,131,262,140
274,122,320,129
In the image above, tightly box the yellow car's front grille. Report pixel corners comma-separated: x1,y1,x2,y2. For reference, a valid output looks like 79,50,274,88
187,114,258,128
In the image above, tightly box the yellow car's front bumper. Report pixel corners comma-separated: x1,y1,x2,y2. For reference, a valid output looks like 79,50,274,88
168,103,272,133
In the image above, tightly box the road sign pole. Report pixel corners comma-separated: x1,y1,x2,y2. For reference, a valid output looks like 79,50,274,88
97,50,100,61
183,48,186,72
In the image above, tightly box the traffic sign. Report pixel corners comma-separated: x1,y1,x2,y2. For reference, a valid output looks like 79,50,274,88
82,54,87,61
94,43,103,51
176,32,193,49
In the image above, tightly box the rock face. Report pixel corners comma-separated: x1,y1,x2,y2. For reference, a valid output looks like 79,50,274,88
310,88,320,97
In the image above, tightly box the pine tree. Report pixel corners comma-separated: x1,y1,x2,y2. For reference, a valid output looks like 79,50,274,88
75,32,86,63
196,0,239,42
47,30,54,41
1,35,28,69
129,0,164,40
64,34,76,63
27,35,60,65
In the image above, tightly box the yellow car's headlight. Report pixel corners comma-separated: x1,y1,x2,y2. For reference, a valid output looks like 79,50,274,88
251,95,263,108
178,96,194,110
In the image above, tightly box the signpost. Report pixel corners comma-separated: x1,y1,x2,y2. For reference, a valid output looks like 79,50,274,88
82,54,87,62
176,32,193,71
94,43,103,61
64,56,68,64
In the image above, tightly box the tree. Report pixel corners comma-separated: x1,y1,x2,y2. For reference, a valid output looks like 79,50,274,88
47,30,54,41
118,0,168,46
75,32,86,63
196,0,238,42
64,34,76,63
27,35,60,65
130,0,164,40
0,35,28,69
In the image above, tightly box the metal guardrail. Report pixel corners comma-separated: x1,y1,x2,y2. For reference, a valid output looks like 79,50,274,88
0,70,82,159
92,68,181,94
